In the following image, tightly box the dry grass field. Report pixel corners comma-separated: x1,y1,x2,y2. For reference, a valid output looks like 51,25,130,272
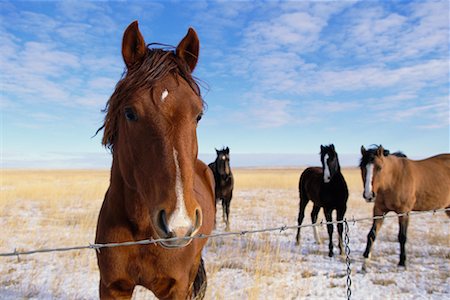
1,168,448,299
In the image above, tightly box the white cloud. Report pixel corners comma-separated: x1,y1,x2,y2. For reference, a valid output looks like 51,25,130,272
56,1,106,22
224,1,448,94
22,42,80,73
191,1,448,132
231,93,296,128
0,7,122,111
332,1,449,63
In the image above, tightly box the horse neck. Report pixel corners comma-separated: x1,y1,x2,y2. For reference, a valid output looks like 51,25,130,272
330,159,342,181
380,156,403,190
213,158,220,171
215,157,229,177
330,168,343,184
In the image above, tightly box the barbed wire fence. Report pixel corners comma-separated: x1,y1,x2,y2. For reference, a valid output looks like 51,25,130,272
1,207,449,299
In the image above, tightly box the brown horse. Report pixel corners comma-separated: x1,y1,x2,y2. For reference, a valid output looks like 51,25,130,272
360,145,450,268
95,21,215,299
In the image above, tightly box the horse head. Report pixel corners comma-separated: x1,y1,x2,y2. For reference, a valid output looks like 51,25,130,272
320,144,340,183
101,21,204,248
215,147,231,180
360,145,390,202
360,145,408,203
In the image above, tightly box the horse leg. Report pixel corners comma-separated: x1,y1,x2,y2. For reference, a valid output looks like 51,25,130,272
362,208,384,271
99,279,134,300
214,197,220,229
324,208,334,257
224,194,232,232
222,198,228,230
311,205,321,244
221,199,227,229
296,195,309,245
192,257,207,300
336,207,347,255
398,214,409,267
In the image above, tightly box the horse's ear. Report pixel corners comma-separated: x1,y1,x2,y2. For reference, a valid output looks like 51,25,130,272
122,21,147,68
215,148,219,154
361,145,366,155
330,144,335,151
377,145,385,157
225,147,229,154
176,28,199,72
320,145,324,152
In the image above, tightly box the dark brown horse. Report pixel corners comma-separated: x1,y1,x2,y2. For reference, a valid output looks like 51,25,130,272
360,145,450,268
95,21,215,299
208,147,234,231
295,144,349,257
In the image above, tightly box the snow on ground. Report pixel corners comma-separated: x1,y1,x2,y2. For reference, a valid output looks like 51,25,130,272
0,188,449,299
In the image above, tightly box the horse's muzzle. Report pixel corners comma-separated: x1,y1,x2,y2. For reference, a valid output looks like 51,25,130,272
363,192,376,203
155,209,202,249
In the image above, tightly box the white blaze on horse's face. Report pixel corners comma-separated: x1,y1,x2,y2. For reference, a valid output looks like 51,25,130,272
161,89,169,102
364,163,375,202
222,155,226,160
167,148,192,233
323,154,331,183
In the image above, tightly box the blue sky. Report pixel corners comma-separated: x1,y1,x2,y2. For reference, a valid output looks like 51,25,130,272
1,0,449,168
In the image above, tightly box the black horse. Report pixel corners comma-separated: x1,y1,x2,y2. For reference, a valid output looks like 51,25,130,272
295,144,349,257
208,147,234,231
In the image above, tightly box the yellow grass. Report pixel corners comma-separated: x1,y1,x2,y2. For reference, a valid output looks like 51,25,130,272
1,170,109,253
234,167,362,189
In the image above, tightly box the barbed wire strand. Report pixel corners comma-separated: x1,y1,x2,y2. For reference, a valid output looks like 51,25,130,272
0,208,448,258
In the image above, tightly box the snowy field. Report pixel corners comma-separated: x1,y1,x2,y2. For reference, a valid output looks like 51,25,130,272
0,169,449,299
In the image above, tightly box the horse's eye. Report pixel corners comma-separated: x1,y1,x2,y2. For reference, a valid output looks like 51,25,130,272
124,107,138,121
196,112,203,123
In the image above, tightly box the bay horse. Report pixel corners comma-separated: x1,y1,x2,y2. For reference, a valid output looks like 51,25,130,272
295,144,349,257
208,147,234,231
95,21,215,299
360,145,450,268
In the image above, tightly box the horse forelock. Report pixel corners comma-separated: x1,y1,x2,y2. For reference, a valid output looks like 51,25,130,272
99,46,205,150
360,145,385,168
320,145,336,158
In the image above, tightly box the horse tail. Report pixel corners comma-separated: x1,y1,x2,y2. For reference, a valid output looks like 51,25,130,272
192,257,207,300
299,171,308,204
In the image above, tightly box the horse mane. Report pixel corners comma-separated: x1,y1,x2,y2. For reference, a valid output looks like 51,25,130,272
97,44,205,150
359,145,407,168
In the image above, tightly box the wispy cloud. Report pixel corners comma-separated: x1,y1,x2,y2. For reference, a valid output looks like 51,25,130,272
0,7,121,111
392,96,449,129
231,93,295,128
202,1,449,130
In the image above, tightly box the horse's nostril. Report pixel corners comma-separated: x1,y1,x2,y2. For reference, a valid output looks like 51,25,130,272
194,208,202,232
157,210,170,235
